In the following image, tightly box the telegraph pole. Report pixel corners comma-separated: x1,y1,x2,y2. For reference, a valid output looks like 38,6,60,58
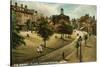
78,36,82,62
80,42,82,62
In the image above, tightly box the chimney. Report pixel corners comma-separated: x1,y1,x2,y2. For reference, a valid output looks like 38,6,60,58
93,16,95,19
32,9,34,14
25,5,27,9
35,11,38,15
21,4,23,8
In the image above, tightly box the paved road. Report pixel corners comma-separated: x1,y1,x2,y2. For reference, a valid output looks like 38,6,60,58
64,35,96,63
15,30,96,66
32,30,87,63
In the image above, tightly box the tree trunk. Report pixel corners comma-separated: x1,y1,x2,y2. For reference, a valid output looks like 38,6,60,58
79,42,82,62
61,34,63,39
76,48,78,58
44,40,46,47
37,57,39,64
85,40,87,47
31,30,32,33
61,34,64,39
62,34,64,39
62,52,65,60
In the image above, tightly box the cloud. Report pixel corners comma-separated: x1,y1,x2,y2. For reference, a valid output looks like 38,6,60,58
12,1,61,16
12,0,97,19
29,2,60,16
65,5,97,19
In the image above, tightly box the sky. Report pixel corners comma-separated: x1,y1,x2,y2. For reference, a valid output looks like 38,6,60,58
11,0,97,19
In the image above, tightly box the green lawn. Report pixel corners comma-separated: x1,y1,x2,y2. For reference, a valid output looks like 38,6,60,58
12,32,74,64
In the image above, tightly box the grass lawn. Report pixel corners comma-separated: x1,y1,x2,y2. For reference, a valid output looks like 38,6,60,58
12,32,75,64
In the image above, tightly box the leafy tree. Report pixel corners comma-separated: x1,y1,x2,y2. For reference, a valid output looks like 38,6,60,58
36,19,53,47
55,23,73,39
11,11,25,49
26,19,32,32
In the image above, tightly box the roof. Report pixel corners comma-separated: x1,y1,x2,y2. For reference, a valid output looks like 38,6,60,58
11,5,33,15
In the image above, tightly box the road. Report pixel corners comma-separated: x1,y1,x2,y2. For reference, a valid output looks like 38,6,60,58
13,30,96,66
65,35,96,63
31,30,89,64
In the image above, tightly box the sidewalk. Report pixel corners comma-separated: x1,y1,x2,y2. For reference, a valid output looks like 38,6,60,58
36,37,78,63
65,35,96,63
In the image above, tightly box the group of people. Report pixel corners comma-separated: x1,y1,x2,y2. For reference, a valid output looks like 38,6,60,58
76,32,88,48
36,44,44,54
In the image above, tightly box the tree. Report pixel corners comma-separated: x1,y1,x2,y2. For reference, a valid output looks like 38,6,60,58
36,19,53,47
11,11,25,49
75,40,80,57
12,31,25,48
26,19,32,32
55,23,73,39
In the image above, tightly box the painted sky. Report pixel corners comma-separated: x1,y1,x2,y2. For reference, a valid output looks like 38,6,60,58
12,0,97,19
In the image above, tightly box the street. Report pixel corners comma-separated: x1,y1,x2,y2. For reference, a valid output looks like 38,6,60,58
12,30,96,66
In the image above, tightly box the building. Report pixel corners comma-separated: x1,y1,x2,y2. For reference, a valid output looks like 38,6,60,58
52,8,70,25
78,14,96,34
11,2,41,31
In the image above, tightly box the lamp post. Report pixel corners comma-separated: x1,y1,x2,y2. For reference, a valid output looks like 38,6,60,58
78,36,82,62
80,41,82,62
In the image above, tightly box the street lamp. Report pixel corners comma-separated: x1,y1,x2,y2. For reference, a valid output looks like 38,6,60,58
78,36,82,62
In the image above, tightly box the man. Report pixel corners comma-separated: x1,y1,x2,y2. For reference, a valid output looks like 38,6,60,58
39,44,43,53
84,34,88,46
75,40,80,57
37,47,40,54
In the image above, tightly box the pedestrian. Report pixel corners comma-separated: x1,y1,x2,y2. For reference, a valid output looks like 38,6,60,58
78,36,82,44
89,32,91,36
77,33,79,37
75,40,80,57
55,35,57,38
40,43,45,49
39,45,43,53
27,33,29,37
37,47,40,54
62,52,65,60
84,34,88,46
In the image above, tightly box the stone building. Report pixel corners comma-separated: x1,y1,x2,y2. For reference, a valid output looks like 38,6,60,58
52,8,70,25
78,14,96,34
11,2,41,31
